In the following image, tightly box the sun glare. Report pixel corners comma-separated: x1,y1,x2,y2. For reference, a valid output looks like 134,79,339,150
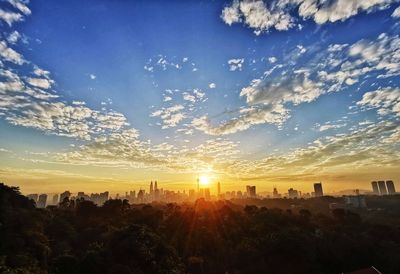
199,176,209,186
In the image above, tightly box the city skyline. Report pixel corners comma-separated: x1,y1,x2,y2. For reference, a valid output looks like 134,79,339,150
1,1,400,194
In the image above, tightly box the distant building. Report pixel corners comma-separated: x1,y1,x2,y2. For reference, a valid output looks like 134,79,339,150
288,188,299,199
246,185,256,197
314,182,323,197
60,191,71,202
150,181,154,195
37,194,47,208
204,188,211,200
386,180,396,195
273,187,281,198
27,194,38,203
371,181,379,195
217,182,221,198
52,194,59,205
137,189,145,203
377,181,387,195
344,195,367,208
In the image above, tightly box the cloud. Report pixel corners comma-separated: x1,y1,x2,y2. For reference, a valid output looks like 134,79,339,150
27,77,54,89
6,30,21,44
221,0,398,35
393,6,400,17
209,83,216,89
7,0,31,16
0,41,25,64
357,87,400,116
228,58,244,71
268,57,277,63
151,105,185,129
89,74,96,80
0,9,23,26
318,123,347,132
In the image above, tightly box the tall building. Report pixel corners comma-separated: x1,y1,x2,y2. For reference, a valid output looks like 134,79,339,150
288,188,299,199
27,194,38,203
197,178,200,193
204,188,211,200
371,181,379,195
314,182,324,197
217,182,221,197
154,180,158,191
246,185,256,197
150,181,154,195
386,180,396,195
52,194,59,205
273,187,281,198
60,191,71,202
378,181,388,195
37,194,47,208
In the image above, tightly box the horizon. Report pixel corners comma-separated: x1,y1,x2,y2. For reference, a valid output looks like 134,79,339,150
1,0,400,195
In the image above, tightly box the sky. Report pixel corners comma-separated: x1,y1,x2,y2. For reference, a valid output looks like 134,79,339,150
0,0,400,195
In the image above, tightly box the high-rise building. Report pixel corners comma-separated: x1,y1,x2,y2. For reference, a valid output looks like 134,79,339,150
273,187,281,198
246,185,256,197
154,181,158,191
314,182,324,197
37,194,47,208
60,191,71,203
197,178,200,193
217,182,221,198
204,188,211,200
371,181,379,195
288,188,299,199
52,194,59,205
377,181,387,195
27,194,38,203
150,181,154,195
386,180,396,195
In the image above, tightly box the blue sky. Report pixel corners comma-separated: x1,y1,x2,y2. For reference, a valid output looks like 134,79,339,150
0,0,400,194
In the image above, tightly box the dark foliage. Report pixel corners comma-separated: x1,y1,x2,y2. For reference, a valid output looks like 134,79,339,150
1,183,400,274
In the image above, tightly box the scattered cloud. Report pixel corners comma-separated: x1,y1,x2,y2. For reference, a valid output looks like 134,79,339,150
209,83,216,89
228,58,244,71
221,0,398,35
151,105,185,129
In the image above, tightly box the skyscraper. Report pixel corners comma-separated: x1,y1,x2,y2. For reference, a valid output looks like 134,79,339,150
60,191,71,203
150,181,154,195
378,181,387,195
314,182,323,197
37,194,47,208
386,180,396,195
371,181,379,195
246,185,256,197
217,181,221,198
52,194,59,205
154,180,158,191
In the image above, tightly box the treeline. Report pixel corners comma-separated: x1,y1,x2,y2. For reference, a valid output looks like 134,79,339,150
1,183,400,274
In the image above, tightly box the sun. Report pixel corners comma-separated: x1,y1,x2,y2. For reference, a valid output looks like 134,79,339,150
199,175,209,186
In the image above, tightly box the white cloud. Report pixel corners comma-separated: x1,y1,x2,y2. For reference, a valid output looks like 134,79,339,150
0,41,25,64
0,9,23,26
209,83,216,89
7,0,31,16
393,6,400,17
221,0,398,35
6,30,21,44
228,58,244,71
318,123,347,132
27,77,54,89
357,87,400,116
268,57,277,63
151,104,185,128
89,74,96,80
